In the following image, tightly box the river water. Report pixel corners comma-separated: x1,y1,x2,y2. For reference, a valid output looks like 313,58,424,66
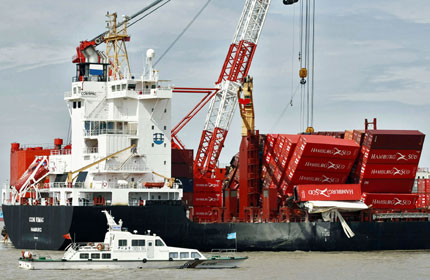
1,222,430,279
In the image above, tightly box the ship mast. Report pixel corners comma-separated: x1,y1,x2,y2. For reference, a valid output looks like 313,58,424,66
105,12,131,80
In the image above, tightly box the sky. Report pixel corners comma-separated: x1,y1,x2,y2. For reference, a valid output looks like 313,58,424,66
0,0,429,186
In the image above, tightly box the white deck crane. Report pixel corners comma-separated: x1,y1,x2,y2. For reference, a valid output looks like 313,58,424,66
194,0,273,177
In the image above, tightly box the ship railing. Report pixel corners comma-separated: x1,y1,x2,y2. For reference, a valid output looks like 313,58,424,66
210,249,237,253
84,128,137,136
79,200,112,206
50,149,72,156
83,147,98,154
19,143,56,150
104,163,147,172
46,182,85,189
64,91,72,98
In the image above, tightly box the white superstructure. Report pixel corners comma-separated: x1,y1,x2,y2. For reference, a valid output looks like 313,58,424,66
3,49,182,207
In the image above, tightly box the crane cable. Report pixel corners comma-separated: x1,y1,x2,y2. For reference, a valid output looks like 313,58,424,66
154,0,213,66
300,0,315,132
127,0,172,29
270,4,298,131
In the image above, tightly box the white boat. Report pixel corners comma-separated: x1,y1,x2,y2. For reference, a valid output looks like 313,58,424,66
18,210,247,270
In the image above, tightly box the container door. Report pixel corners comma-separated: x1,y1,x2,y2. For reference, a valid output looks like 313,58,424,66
147,241,154,259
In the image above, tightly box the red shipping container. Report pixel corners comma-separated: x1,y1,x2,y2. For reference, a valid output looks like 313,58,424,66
193,178,222,193
273,167,283,184
417,194,430,209
279,179,293,196
266,134,279,148
361,147,421,164
426,179,430,193
361,193,418,209
286,170,349,185
193,192,222,207
193,206,215,220
363,130,425,150
360,163,417,179
417,179,426,194
295,184,362,202
182,192,194,206
288,155,354,173
171,149,193,164
171,162,193,178
360,178,414,193
263,152,272,165
352,130,365,145
294,135,360,160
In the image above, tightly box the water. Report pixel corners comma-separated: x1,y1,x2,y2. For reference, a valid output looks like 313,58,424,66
1,221,430,279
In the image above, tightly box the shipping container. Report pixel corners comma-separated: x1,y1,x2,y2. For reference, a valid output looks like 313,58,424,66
363,130,425,150
360,178,414,193
193,192,223,207
417,194,430,209
294,184,362,202
194,178,223,193
182,192,194,206
286,170,349,185
176,177,193,192
361,193,418,209
344,130,354,140
171,149,193,164
279,179,293,196
193,206,215,221
352,130,365,146
416,179,430,194
360,163,417,179
171,162,193,178
287,155,354,173
294,135,360,160
417,179,427,194
361,147,422,164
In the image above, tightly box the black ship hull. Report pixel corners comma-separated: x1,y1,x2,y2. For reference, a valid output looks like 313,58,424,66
4,202,430,251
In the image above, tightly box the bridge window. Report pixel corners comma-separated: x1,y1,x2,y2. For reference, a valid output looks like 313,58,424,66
191,252,201,259
102,253,111,259
118,239,127,247
91,253,100,259
169,252,178,259
132,240,145,246
180,252,189,259
79,253,89,259
155,239,165,246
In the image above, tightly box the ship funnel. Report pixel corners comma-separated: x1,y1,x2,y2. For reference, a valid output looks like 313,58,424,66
54,138,63,150
83,45,100,63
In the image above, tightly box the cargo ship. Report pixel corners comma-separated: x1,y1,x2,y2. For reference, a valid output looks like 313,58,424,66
3,0,430,251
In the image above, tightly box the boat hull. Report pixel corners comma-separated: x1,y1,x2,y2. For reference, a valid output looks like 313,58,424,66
18,259,188,270
4,203,430,251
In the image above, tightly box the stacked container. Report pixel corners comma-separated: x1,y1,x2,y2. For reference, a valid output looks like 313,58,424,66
354,130,424,193
261,134,300,196
193,178,223,221
284,135,360,194
417,179,430,209
172,149,194,205
354,130,426,209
